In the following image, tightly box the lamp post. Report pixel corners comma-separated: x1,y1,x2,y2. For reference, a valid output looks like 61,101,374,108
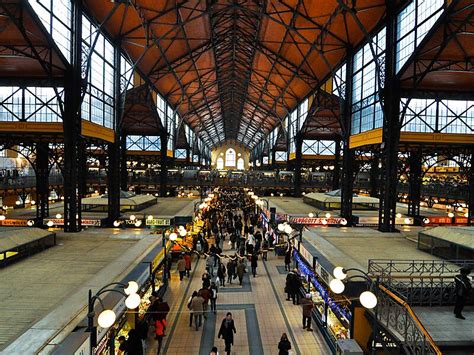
87,281,141,354
330,267,379,354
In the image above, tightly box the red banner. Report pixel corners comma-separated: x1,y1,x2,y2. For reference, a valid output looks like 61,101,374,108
289,216,345,225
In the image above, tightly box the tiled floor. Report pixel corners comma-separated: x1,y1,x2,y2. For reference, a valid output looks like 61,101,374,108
145,236,331,354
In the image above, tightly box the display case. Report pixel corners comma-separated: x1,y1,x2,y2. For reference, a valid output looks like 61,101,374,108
296,251,352,353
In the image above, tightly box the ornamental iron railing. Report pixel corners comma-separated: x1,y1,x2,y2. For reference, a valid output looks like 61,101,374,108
374,284,442,355
368,259,474,306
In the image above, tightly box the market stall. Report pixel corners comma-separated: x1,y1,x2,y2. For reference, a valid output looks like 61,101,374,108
294,247,352,353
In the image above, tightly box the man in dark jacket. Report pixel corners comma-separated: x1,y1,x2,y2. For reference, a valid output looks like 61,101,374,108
218,312,237,355
454,267,472,319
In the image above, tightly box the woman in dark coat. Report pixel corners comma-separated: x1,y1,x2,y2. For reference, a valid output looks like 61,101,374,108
218,312,237,355
278,333,292,354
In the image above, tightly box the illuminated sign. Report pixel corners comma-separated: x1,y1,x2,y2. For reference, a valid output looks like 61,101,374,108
43,219,101,226
0,219,28,226
289,217,345,225
145,218,171,226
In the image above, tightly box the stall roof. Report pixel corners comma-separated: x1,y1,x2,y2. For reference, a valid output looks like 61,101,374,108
421,226,474,250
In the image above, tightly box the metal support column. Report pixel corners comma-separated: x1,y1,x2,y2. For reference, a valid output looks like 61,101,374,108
294,133,303,197
160,132,168,197
341,48,354,224
77,139,87,199
120,134,128,191
407,149,422,222
108,42,122,225
369,154,380,197
63,1,82,232
332,139,341,190
35,142,49,221
378,1,400,232
468,148,474,226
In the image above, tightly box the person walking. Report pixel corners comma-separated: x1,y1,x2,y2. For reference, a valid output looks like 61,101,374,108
177,255,186,281
236,259,246,285
277,333,292,355
218,312,237,355
198,287,212,318
454,267,472,319
262,238,269,261
184,252,192,277
135,314,149,352
210,346,219,355
250,252,258,277
217,262,226,287
126,329,143,354
202,271,211,289
154,317,167,354
226,258,236,284
189,291,205,330
210,281,218,314
300,293,314,331
206,254,215,276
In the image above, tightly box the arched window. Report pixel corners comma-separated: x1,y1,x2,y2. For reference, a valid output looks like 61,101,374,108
225,148,236,167
237,158,245,170
216,157,224,170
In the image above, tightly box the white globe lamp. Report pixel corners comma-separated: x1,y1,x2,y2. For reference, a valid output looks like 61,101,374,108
169,232,178,241
333,267,347,280
329,279,345,294
277,223,285,232
125,293,141,309
98,309,116,328
360,291,378,309
124,281,139,295
284,224,293,234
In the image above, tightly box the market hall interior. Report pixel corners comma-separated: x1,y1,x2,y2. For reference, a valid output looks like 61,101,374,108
0,0,473,354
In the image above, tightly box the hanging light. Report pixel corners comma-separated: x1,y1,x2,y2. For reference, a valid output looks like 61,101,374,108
396,213,402,218
277,223,285,232
329,279,345,294
422,217,430,224
447,212,455,218
15,201,21,206
169,232,178,241
333,267,347,280
321,219,328,225
179,229,187,237
359,291,378,309
0,215,5,221
339,218,348,226
129,215,136,221
97,310,116,328
284,224,293,234
134,220,142,227
308,212,314,218
113,220,121,227
55,213,62,219
147,215,154,221
47,220,54,227
325,212,331,219
27,220,34,227
31,200,36,205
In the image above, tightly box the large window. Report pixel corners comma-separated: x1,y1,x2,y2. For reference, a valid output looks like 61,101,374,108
225,148,236,167
81,15,115,129
175,149,186,159
396,0,444,72
237,158,245,170
0,87,62,122
402,99,474,134
29,0,72,61
216,157,224,170
126,135,161,151
351,28,386,134
275,151,287,162
302,140,335,155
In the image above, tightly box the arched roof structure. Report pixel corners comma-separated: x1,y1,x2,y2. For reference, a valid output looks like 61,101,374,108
83,0,406,147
